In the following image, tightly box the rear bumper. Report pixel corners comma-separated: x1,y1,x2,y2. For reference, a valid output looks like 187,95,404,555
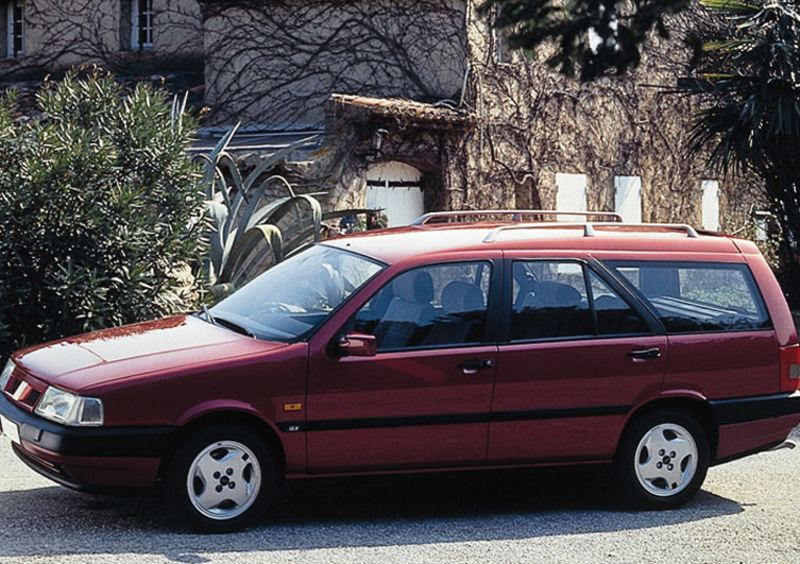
710,391,800,426
0,392,176,490
710,391,800,463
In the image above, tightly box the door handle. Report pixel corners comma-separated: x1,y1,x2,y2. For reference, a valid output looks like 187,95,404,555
458,359,494,374
627,347,662,360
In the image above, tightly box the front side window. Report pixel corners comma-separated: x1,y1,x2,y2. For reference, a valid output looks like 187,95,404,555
608,261,771,333
350,262,492,351
211,245,384,342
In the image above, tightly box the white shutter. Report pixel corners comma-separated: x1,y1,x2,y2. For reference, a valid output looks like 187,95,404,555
5,3,12,58
701,180,720,231
366,162,424,227
131,0,140,50
365,185,424,227
614,176,642,223
755,217,768,243
555,173,588,215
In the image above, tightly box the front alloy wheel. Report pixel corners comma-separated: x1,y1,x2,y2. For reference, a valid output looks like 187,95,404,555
187,440,262,521
166,425,274,533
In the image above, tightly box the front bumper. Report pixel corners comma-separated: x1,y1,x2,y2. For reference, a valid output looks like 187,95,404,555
0,391,177,490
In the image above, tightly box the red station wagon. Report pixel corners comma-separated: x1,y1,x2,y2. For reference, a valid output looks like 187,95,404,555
2,210,800,532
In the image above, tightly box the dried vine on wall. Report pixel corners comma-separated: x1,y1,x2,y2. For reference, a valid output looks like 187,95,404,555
202,0,468,128
450,3,765,226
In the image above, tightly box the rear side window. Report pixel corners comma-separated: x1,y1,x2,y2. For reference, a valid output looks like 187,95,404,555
510,260,652,341
607,261,771,333
512,261,592,340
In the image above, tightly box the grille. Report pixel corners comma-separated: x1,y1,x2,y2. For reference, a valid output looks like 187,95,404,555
3,370,46,411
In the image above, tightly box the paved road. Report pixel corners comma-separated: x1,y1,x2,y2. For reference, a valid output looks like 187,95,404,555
1,430,799,564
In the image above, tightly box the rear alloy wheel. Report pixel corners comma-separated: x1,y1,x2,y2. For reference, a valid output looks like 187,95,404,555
615,410,709,508
165,425,274,533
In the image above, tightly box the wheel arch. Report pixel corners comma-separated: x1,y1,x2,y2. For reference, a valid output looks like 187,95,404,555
619,397,719,461
157,410,287,486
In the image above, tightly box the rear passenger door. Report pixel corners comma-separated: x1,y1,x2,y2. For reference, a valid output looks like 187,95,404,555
488,256,668,464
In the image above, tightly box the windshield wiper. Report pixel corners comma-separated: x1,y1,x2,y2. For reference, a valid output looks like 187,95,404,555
200,303,216,326
214,316,257,339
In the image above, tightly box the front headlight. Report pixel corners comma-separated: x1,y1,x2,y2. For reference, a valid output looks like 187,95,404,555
0,360,13,391
35,386,104,427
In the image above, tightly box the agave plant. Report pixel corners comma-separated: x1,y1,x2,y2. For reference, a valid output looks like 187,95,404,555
194,125,324,297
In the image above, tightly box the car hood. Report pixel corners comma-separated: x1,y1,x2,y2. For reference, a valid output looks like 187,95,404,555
13,315,288,392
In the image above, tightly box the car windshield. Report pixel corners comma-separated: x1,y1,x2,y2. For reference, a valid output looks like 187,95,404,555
210,244,384,342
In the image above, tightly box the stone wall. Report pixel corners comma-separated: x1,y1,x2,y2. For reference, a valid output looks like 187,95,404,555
201,0,468,128
455,2,765,230
312,104,455,212
264,0,764,232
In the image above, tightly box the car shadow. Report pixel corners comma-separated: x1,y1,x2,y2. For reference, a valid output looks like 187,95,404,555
0,465,743,560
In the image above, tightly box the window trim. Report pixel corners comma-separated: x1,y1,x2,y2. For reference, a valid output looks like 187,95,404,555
603,259,773,335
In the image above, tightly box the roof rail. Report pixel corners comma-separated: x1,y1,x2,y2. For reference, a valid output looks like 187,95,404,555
482,223,596,242
482,222,700,243
410,209,624,226
614,223,699,238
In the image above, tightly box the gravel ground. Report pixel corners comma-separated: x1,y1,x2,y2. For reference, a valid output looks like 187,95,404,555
1,428,799,564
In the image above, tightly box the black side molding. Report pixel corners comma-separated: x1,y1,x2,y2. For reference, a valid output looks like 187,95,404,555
709,391,800,426
278,404,632,433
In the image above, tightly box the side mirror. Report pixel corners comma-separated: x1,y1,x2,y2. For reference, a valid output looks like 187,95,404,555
338,332,377,357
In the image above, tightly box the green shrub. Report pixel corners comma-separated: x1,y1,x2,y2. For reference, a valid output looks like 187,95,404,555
0,71,207,360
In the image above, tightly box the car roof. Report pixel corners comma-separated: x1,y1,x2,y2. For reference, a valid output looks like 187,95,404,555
323,215,752,265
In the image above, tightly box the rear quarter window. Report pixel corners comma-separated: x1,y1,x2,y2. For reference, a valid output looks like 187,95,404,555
606,261,771,333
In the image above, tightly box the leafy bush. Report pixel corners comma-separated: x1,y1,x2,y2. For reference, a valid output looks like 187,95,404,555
0,71,207,360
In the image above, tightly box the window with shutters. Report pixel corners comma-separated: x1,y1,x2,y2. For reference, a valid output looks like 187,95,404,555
122,0,153,51
2,0,24,59
701,180,720,231
555,173,588,221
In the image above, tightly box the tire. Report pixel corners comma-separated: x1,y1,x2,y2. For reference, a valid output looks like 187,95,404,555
614,409,710,509
163,425,274,533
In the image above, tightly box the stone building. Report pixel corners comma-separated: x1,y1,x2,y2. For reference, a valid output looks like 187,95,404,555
197,0,764,232
1,0,765,231
0,0,202,78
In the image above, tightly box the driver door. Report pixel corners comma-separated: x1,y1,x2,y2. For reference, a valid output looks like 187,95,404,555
305,256,501,473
